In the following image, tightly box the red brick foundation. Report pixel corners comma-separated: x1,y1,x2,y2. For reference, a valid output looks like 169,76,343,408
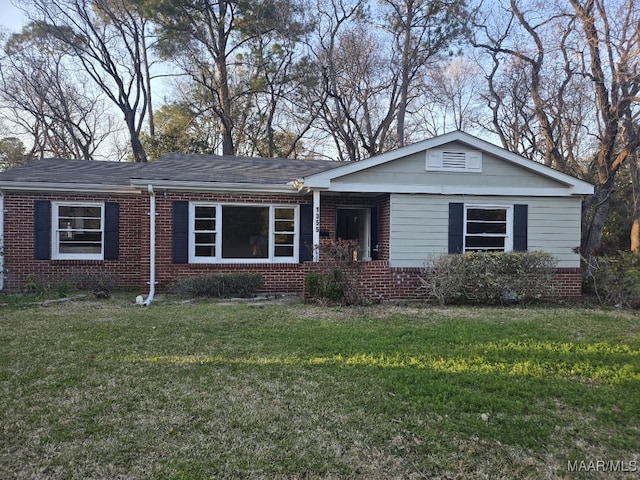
301,263,582,302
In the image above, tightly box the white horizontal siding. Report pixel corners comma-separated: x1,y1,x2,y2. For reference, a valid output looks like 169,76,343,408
389,194,582,268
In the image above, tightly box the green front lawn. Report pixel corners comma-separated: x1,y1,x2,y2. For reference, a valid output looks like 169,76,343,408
1,298,639,479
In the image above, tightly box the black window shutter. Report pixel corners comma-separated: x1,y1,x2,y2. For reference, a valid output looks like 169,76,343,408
513,204,528,252
173,201,189,264
104,202,120,260
34,200,51,260
299,204,313,263
370,205,379,260
448,203,464,254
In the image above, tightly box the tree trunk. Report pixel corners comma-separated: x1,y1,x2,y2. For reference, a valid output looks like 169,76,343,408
631,220,640,253
126,110,147,162
631,157,640,252
396,2,413,147
216,0,234,156
130,131,148,163
141,29,154,138
581,177,615,256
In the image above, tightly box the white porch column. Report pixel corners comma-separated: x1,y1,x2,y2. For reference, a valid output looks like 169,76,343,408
313,190,320,262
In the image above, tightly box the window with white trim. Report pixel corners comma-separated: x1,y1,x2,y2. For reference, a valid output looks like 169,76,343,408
189,203,298,263
193,205,217,258
52,202,104,260
464,205,513,252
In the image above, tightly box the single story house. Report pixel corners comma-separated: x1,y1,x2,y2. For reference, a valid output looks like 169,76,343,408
0,131,594,302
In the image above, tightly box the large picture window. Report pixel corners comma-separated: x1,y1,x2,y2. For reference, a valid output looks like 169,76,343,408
189,203,298,263
52,202,104,260
464,205,513,252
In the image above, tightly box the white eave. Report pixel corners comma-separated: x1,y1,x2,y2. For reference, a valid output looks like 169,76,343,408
301,131,595,196
0,181,142,195
129,179,301,194
325,183,591,196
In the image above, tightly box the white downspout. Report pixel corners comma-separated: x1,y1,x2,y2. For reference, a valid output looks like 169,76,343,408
142,184,156,306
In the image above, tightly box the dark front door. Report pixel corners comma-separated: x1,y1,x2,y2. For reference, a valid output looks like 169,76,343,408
336,207,371,260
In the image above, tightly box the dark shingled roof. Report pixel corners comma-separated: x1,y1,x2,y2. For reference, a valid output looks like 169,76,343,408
0,158,146,185
135,153,343,184
0,154,344,186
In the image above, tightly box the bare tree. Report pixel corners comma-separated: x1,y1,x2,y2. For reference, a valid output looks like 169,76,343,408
317,14,400,161
415,56,485,136
0,23,113,159
17,0,155,162
312,0,467,161
94,0,158,138
312,0,361,161
470,0,640,256
381,0,467,146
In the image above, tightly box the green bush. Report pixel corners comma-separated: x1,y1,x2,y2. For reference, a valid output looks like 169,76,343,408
305,270,345,304
70,271,119,298
583,252,640,307
421,251,557,305
171,273,264,299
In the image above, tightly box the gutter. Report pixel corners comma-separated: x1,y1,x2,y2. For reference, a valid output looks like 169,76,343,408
0,182,141,195
142,184,156,306
130,180,300,194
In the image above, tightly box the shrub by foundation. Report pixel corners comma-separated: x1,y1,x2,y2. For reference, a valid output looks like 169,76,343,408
305,270,345,304
306,239,362,305
583,252,640,307
171,273,264,299
69,271,119,298
421,251,557,305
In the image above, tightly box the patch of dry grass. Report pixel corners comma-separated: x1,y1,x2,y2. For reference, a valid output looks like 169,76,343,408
1,296,639,479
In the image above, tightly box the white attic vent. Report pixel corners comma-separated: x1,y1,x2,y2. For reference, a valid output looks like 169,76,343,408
426,150,482,173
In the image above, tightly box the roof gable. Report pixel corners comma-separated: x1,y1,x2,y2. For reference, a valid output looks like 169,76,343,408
302,131,594,196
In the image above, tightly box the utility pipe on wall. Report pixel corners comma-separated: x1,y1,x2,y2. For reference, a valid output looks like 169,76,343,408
142,184,156,306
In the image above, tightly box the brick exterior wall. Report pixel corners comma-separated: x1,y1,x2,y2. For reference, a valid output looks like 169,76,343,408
148,192,313,293
303,263,582,301
549,268,583,298
1,191,584,300
3,192,144,291
356,265,582,301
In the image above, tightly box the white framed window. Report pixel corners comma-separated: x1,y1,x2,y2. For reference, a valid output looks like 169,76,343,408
189,203,299,263
464,205,513,252
192,204,218,259
52,202,104,260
